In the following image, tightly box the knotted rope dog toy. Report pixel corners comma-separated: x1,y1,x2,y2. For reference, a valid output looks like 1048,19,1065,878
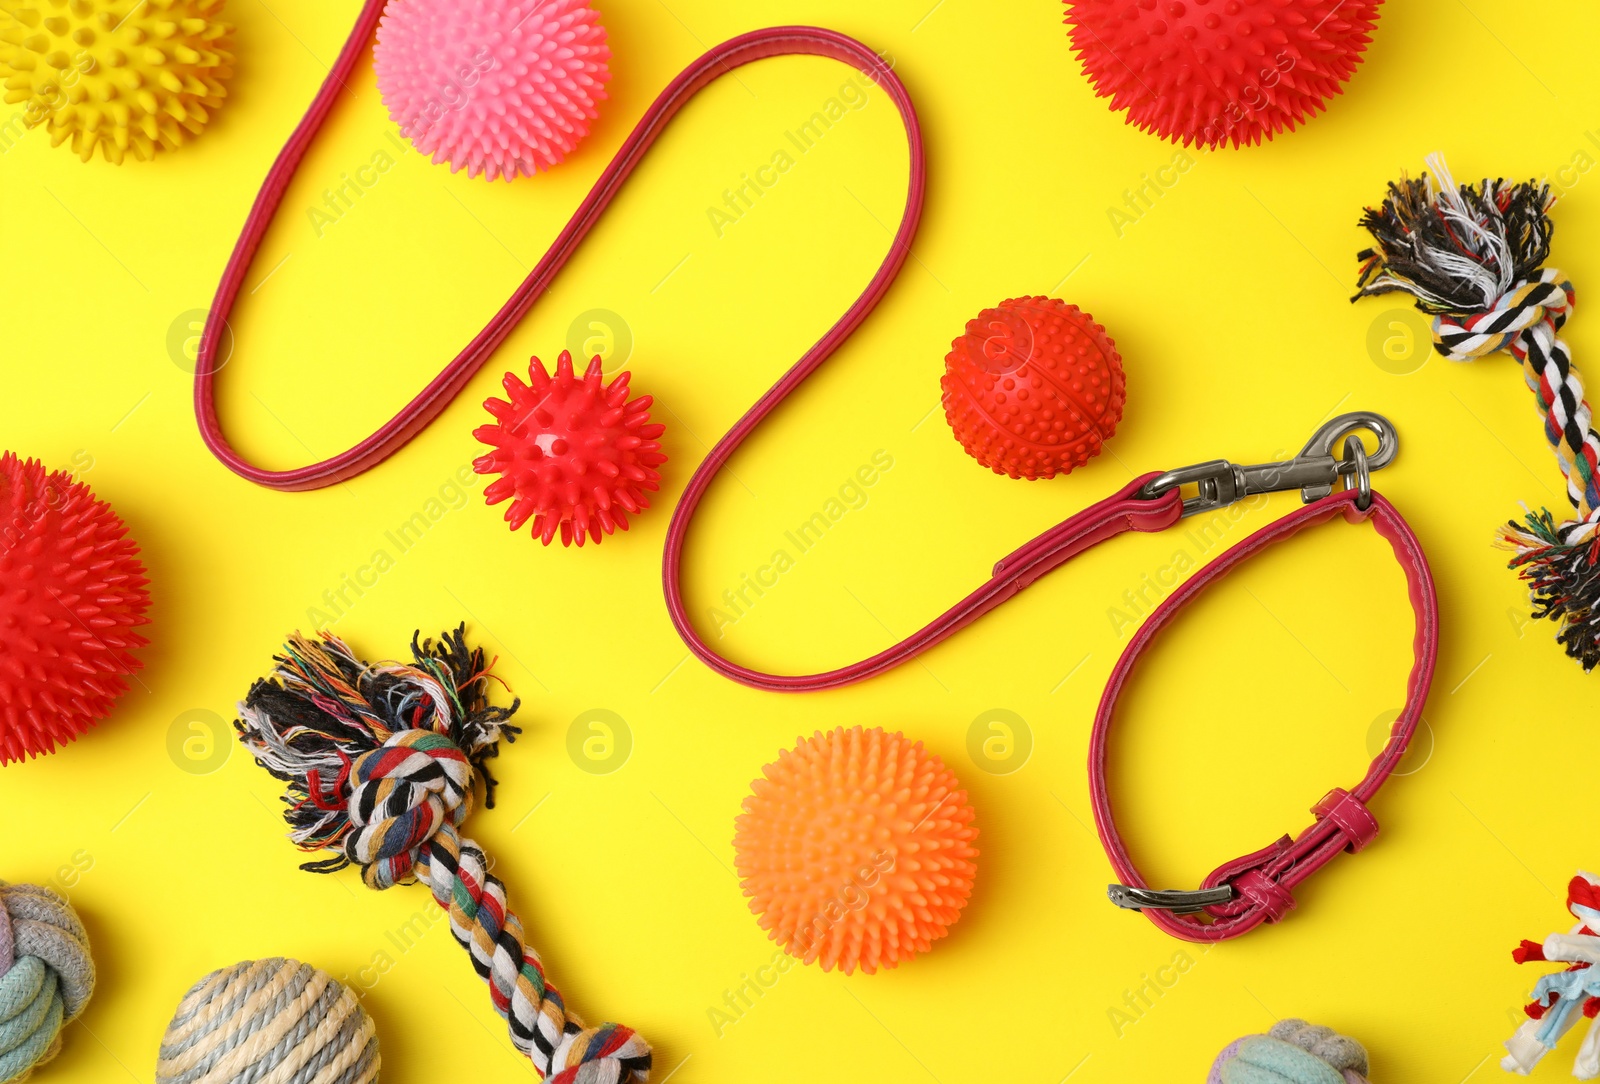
1354,153,1600,669
234,625,650,1083
1209,1019,1372,1084
0,883,93,1083
1502,871,1600,1078
155,958,379,1084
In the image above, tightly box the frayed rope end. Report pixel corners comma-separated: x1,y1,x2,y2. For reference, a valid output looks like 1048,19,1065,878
1498,510,1600,671
234,624,521,874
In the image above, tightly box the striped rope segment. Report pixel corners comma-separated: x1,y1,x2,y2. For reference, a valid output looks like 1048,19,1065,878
155,959,378,1084
1430,270,1600,530
418,826,651,1084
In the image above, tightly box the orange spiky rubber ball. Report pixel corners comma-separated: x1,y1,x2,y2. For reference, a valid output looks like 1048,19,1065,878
942,295,1125,480
473,351,666,547
733,726,979,975
0,452,150,763
0,0,235,164
1062,0,1382,148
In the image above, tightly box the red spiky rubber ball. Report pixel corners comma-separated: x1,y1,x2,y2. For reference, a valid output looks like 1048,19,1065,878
942,296,1125,480
0,453,149,763
1063,0,1382,148
474,351,666,547
733,726,979,975
374,0,610,180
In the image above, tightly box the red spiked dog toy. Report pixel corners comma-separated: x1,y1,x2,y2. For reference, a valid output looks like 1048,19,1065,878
474,352,666,547
0,452,150,763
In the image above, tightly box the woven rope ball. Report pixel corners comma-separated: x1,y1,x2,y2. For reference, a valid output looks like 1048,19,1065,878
155,959,378,1084
1209,1019,1372,1084
0,883,94,1084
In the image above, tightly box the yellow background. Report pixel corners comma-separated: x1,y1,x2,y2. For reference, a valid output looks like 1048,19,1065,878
2,0,1597,1080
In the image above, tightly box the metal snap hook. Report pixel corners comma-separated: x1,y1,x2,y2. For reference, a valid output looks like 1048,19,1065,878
1137,412,1398,518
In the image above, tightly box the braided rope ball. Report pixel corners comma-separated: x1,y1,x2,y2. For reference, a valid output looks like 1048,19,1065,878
235,627,650,1083
0,884,94,1084
1209,1019,1372,1084
155,959,378,1084
1355,154,1600,669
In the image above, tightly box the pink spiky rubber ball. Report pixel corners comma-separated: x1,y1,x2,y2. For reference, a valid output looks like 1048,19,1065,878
1063,0,1382,148
733,727,979,975
374,0,610,181
942,296,1125,480
474,351,666,547
0,452,149,763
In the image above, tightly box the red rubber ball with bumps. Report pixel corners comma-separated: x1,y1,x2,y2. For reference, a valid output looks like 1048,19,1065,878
733,726,979,975
474,351,667,547
942,296,1125,480
0,452,150,764
1063,0,1382,148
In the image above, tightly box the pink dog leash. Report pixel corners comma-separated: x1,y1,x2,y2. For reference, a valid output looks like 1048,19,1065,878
193,17,924,489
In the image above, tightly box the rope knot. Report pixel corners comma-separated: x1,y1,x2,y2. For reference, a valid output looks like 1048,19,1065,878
550,1023,654,1084
1431,269,1575,362
0,883,94,1083
347,730,475,889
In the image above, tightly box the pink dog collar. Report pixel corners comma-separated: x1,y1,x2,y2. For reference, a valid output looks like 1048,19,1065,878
1092,484,1439,941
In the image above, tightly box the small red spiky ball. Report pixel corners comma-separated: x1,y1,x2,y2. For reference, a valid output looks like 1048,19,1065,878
0,453,149,764
733,726,979,975
474,351,666,547
942,295,1125,480
1063,0,1383,148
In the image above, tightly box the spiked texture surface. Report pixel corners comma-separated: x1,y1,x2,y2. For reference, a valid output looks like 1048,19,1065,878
0,0,233,163
1063,0,1381,148
942,295,1125,480
733,727,979,975
374,0,609,180
474,351,666,547
0,452,149,763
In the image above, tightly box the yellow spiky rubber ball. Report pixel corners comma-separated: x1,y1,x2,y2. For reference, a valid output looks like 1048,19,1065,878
0,0,234,163
733,726,979,975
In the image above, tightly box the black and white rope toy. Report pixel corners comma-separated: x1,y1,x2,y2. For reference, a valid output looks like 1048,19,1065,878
1354,153,1600,670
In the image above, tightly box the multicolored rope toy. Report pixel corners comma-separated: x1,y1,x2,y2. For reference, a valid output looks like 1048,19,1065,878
1502,871,1600,1078
1209,1019,1372,1084
1354,153,1600,669
0,883,94,1084
234,625,651,1084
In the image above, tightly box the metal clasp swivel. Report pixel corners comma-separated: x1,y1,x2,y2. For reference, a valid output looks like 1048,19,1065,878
1137,411,1398,520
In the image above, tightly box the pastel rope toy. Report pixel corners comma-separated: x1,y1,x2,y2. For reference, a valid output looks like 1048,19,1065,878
1354,153,1600,670
0,884,93,1084
1209,1019,1372,1084
234,626,650,1083
1503,872,1600,1078
155,959,378,1084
